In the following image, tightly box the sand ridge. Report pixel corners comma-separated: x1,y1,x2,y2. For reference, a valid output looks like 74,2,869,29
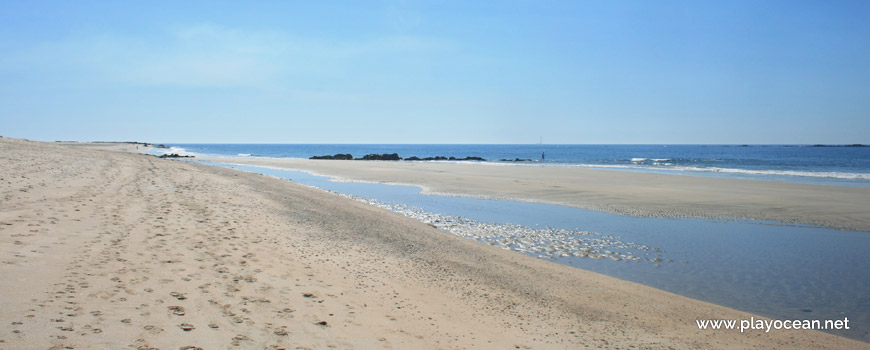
1,138,866,349
202,156,870,232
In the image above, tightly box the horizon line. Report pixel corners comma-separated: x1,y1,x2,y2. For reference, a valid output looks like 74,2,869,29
41,139,869,147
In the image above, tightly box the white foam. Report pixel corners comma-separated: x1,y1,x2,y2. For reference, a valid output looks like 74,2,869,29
573,163,870,180
674,166,870,180
631,158,671,162
473,161,869,180
152,146,195,157
150,147,257,159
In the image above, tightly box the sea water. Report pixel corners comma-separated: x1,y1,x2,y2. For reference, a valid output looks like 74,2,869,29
152,144,870,187
202,162,870,341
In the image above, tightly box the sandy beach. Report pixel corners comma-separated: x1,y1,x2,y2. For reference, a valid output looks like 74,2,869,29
201,156,870,232
1,138,866,349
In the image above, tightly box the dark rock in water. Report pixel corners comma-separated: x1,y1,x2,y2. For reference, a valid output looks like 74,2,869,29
500,158,531,162
159,153,194,159
360,153,400,161
405,156,422,161
310,153,354,160
811,144,868,147
457,156,485,161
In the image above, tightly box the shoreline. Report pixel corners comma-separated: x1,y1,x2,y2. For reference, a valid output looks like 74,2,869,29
196,159,870,338
2,138,867,348
149,144,870,186
198,156,870,232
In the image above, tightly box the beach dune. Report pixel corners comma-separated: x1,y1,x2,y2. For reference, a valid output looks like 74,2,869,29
1,138,866,349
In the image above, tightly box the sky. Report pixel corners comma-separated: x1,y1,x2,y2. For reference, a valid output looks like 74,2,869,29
1,1,868,144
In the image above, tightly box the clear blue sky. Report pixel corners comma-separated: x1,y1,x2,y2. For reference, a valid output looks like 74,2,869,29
1,1,868,144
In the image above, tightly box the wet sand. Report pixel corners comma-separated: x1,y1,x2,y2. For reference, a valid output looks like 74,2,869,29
201,157,870,232
1,138,866,349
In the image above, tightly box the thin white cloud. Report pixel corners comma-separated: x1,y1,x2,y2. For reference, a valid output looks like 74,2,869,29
2,23,456,89
118,25,280,87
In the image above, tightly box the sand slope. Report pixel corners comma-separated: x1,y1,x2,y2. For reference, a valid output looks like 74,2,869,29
1,138,866,349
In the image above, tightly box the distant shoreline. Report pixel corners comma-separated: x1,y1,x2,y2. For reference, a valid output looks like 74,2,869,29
144,143,870,189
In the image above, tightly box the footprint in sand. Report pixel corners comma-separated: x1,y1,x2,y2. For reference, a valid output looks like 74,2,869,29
168,306,185,316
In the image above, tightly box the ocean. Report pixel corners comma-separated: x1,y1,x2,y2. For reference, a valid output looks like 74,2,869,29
155,144,870,187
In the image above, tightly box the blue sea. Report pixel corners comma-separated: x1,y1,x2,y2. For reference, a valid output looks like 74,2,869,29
156,144,870,187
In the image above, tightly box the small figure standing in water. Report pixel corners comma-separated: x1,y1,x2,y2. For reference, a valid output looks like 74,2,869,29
541,152,545,160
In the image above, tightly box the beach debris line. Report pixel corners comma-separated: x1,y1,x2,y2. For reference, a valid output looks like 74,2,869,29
308,153,486,161
331,192,669,264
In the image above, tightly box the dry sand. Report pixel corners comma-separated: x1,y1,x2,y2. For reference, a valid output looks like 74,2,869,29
202,157,870,232
1,137,866,349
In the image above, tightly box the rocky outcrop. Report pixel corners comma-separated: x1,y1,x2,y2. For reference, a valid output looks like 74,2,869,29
454,156,485,161
310,154,354,160
159,153,194,159
361,153,400,161
410,156,448,161
500,158,532,162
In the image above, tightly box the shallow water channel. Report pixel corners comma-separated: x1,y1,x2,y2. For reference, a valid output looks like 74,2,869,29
206,161,870,341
